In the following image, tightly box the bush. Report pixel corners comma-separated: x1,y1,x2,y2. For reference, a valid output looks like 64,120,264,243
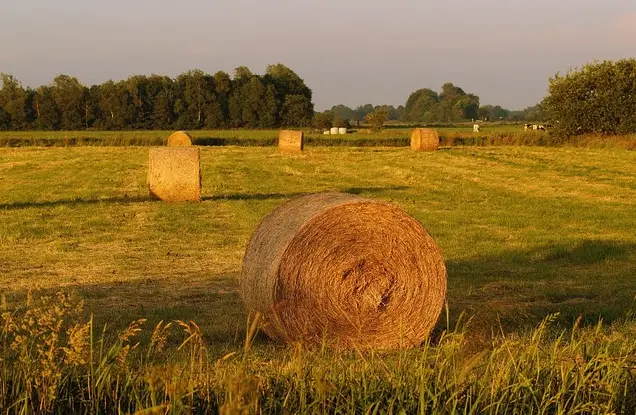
543,59,636,137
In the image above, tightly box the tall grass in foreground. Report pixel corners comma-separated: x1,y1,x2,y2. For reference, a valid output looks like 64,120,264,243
1,293,635,414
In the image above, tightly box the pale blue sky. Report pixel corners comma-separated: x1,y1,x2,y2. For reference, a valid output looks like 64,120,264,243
1,0,635,110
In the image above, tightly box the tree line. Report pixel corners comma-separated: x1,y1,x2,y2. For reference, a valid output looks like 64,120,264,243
8,57,627,135
314,84,545,131
0,64,314,131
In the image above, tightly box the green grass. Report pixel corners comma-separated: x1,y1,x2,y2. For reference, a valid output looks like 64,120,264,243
1,146,635,412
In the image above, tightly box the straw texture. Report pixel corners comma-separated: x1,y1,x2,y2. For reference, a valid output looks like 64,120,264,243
167,131,193,147
410,128,440,151
278,130,304,152
147,147,201,202
241,192,447,349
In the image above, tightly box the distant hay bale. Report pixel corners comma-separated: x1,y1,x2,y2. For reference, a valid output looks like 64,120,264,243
330,127,339,135
278,130,304,153
338,127,347,135
167,131,193,147
241,192,447,349
147,147,201,202
410,128,440,151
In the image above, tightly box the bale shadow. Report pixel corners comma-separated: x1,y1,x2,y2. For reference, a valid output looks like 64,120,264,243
441,239,636,340
203,186,409,201
1,186,410,210
0,195,153,210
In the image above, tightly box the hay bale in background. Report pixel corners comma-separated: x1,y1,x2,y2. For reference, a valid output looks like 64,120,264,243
330,127,339,135
410,128,439,151
278,130,304,152
241,192,447,349
167,131,193,147
147,147,201,202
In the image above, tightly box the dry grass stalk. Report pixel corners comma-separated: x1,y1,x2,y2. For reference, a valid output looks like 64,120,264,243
241,192,447,349
167,131,193,147
278,130,304,153
147,147,201,202
411,128,440,151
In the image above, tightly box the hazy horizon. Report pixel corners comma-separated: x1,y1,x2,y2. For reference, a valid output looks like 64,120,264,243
1,0,635,111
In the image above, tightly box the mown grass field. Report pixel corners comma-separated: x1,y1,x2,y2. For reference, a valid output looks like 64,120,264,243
1,145,635,413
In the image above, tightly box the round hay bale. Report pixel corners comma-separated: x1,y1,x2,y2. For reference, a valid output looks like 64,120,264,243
410,128,439,151
147,147,201,202
278,130,304,153
167,131,193,147
241,192,447,349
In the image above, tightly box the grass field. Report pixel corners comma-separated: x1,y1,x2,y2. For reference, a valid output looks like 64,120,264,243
1,145,635,412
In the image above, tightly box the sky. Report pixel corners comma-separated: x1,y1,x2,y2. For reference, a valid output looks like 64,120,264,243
1,0,635,111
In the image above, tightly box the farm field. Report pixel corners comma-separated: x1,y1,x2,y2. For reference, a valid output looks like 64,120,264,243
1,145,636,412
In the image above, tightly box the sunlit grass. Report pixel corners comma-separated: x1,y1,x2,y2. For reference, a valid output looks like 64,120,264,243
1,145,635,412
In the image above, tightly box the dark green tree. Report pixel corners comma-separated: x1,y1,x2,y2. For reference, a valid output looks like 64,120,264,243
51,74,86,130
0,106,10,130
354,104,375,124
280,94,313,127
330,104,356,122
365,107,389,131
0,73,29,129
404,88,439,122
312,111,333,130
543,59,636,136
146,75,174,130
33,85,60,130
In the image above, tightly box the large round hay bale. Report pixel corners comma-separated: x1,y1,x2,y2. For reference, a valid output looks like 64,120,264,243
278,130,304,153
147,147,201,202
241,192,447,349
410,128,439,151
167,131,193,147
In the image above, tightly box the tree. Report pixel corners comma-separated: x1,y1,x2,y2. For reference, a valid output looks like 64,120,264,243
177,70,213,129
330,104,356,122
0,106,10,130
51,74,86,130
404,88,439,122
33,85,60,130
354,104,375,124
147,75,174,130
312,111,333,130
0,73,29,129
280,94,313,127
542,59,636,136
365,107,389,131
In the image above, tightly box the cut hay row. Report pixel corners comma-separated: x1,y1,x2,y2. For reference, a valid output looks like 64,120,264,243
241,192,447,349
